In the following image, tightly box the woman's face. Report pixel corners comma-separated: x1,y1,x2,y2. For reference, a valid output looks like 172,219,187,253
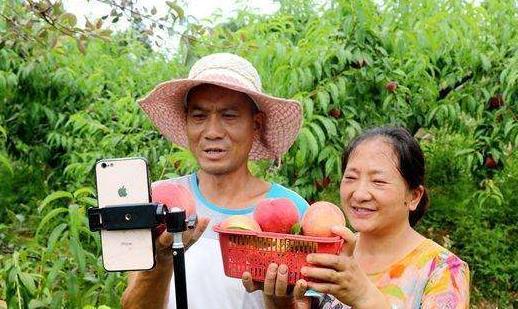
340,138,419,234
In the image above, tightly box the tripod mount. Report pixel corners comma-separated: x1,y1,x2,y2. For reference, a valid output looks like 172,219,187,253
88,203,195,309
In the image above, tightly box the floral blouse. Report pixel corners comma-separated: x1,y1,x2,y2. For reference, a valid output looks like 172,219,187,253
318,239,470,309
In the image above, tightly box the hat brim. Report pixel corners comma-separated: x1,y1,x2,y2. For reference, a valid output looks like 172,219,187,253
138,79,303,160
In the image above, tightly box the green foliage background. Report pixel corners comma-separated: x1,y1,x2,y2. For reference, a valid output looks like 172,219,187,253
0,0,517,307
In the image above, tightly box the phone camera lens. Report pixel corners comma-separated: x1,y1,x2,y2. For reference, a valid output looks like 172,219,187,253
101,162,108,168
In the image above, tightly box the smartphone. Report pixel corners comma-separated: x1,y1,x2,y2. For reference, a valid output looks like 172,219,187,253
95,157,155,271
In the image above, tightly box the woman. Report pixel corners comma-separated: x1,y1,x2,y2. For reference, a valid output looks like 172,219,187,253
281,127,470,308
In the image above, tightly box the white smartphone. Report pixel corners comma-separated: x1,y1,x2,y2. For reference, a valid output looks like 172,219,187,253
95,157,155,271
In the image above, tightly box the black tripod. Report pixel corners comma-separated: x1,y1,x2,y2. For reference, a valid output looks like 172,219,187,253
88,203,195,309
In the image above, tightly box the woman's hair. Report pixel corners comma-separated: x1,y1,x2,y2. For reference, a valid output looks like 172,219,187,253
341,127,429,227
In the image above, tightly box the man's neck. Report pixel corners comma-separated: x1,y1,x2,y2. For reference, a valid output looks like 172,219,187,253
196,166,269,209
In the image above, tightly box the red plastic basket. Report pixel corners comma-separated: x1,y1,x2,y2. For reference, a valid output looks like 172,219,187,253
213,224,344,285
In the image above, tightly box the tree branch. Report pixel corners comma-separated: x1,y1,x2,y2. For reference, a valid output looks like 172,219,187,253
437,71,473,100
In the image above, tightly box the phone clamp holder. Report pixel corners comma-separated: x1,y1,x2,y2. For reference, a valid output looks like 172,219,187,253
87,203,195,309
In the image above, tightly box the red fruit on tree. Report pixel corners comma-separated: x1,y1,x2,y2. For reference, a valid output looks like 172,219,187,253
329,108,341,119
352,58,367,69
315,176,331,189
488,95,504,110
321,176,331,188
484,156,497,169
385,81,398,93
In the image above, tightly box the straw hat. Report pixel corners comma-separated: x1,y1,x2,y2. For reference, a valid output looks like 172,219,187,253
138,53,303,160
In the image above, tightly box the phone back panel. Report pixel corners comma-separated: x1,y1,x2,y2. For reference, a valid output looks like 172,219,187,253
96,158,155,271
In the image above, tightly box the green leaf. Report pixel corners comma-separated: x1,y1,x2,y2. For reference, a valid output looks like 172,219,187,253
455,148,475,156
300,127,319,161
346,119,362,136
0,73,6,94
499,68,509,85
480,54,491,71
325,155,337,176
46,259,65,289
299,67,312,89
290,223,301,235
29,299,47,309
166,1,185,20
328,82,340,104
47,223,68,251
313,115,337,137
0,124,6,139
39,191,74,213
36,207,68,237
68,203,82,239
313,61,322,80
59,13,77,27
6,209,22,223
316,91,330,112
295,149,305,168
426,106,440,125
318,146,335,163
308,122,326,146
73,187,95,198
78,196,97,207
19,272,36,294
393,69,406,77
503,121,517,138
8,263,20,283
336,47,348,65
336,77,347,98
0,153,13,176
302,97,314,118
70,238,86,272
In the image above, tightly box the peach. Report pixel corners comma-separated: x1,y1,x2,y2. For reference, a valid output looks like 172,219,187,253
301,201,345,237
254,198,299,234
220,215,261,232
152,182,196,217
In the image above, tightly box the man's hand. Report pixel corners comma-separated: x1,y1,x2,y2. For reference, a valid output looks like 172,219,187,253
121,217,210,309
155,217,210,262
242,264,313,309
242,263,293,308
242,263,288,296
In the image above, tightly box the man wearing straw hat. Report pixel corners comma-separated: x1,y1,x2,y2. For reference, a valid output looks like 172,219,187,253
121,53,309,308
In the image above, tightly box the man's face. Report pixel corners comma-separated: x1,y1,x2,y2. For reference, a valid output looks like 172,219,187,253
186,84,263,175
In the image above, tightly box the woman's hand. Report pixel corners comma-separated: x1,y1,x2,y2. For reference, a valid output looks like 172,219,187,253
299,226,389,309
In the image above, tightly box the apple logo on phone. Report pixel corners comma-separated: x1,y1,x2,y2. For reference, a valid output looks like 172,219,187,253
118,186,128,197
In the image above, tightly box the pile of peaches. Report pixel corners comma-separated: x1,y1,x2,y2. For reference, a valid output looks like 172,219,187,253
220,198,345,237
